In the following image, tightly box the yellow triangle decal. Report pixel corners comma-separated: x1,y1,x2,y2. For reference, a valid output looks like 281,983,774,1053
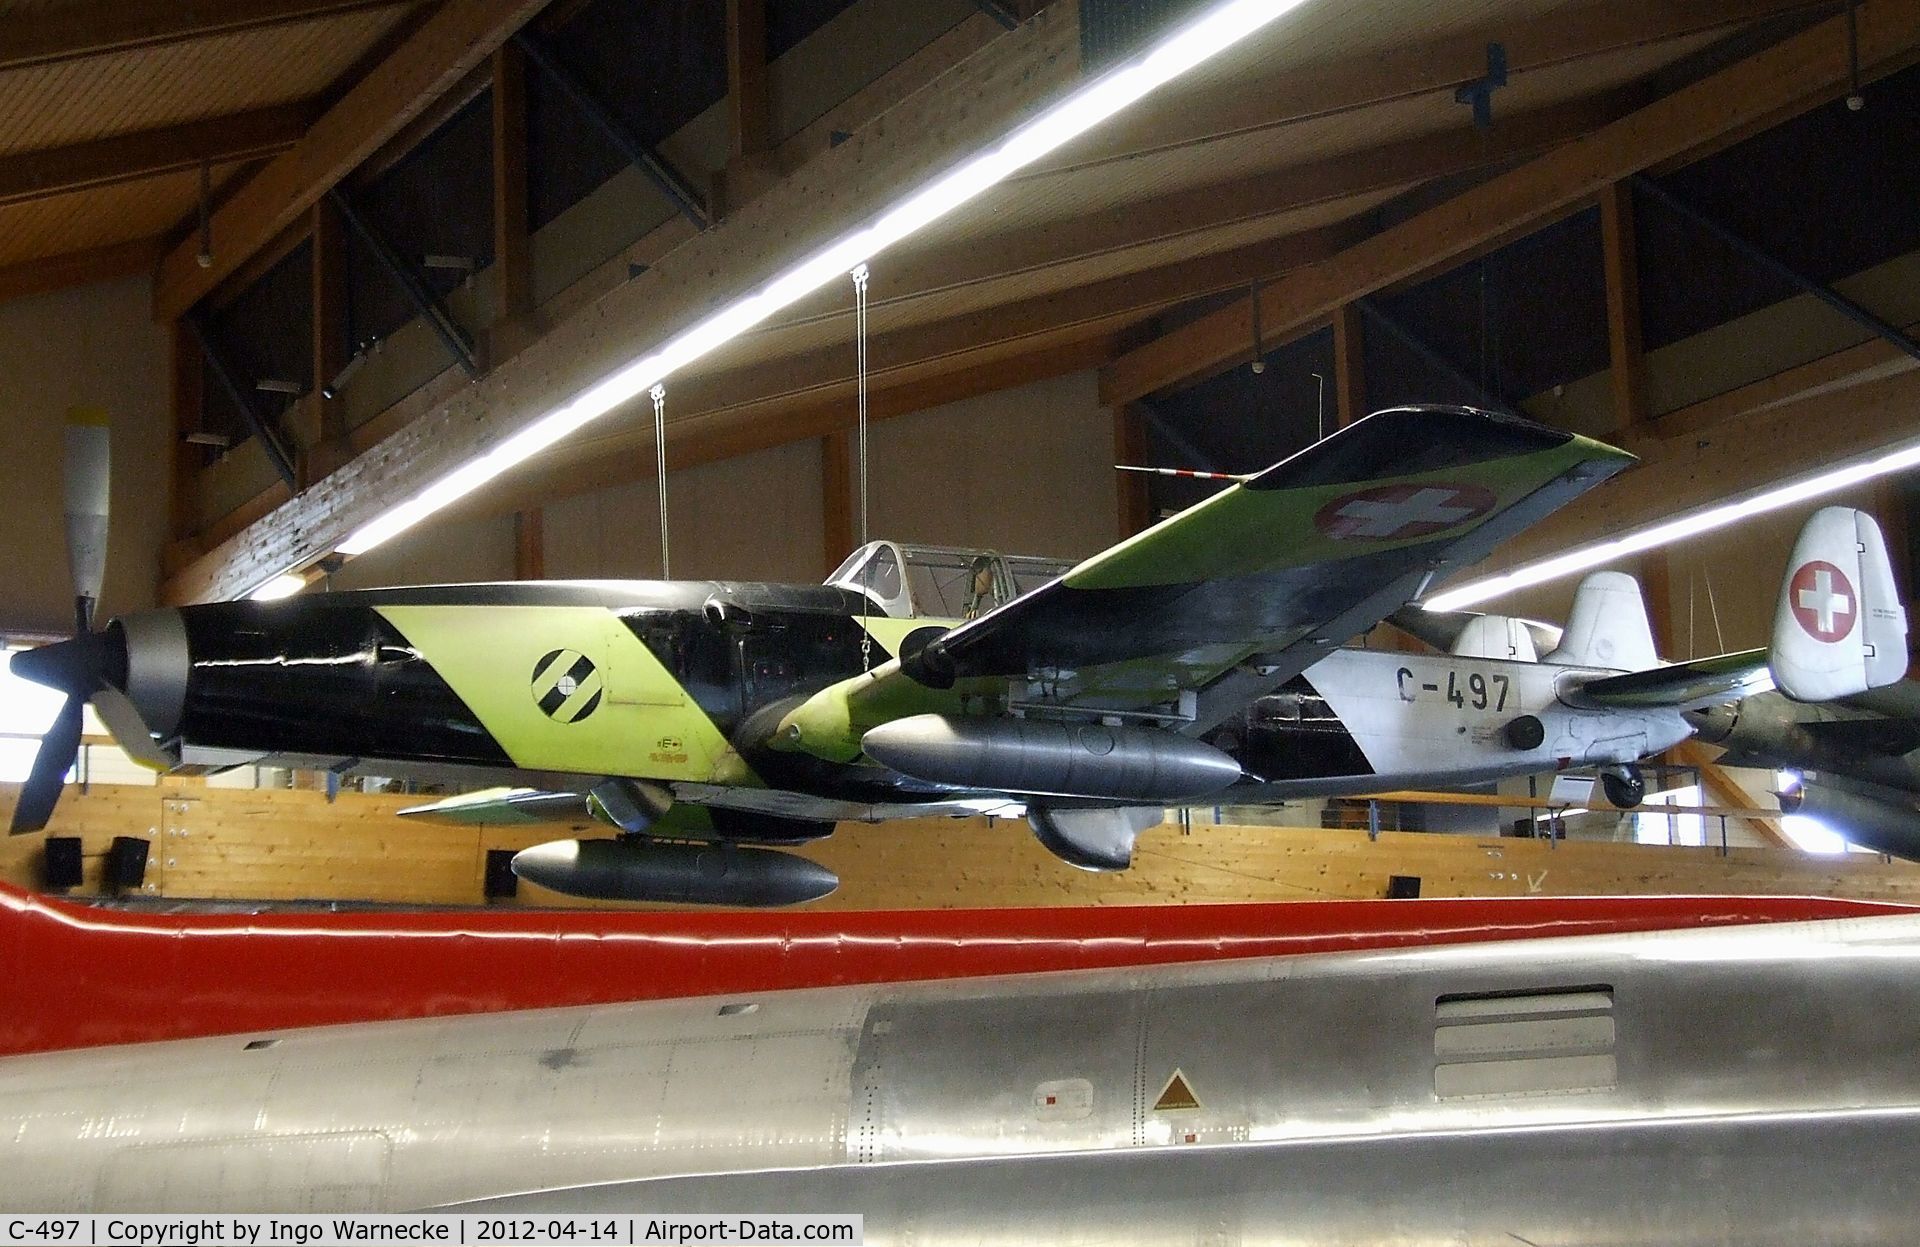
1151,1068,1201,1112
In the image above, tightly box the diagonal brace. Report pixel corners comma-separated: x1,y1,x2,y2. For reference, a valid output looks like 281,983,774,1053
184,313,300,490
325,187,481,378
1631,173,1920,366
1356,297,1512,413
514,30,710,230
970,0,1019,30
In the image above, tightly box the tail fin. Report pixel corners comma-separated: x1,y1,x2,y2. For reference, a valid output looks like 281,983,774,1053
1544,571,1659,671
1451,614,1540,661
1771,507,1907,701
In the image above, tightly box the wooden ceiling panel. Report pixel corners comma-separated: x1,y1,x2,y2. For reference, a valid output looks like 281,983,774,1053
974,32,1719,240
0,162,247,269
0,8,410,156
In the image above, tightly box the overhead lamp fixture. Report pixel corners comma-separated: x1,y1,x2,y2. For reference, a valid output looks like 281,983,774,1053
248,573,308,601
332,0,1312,558
1422,436,1920,612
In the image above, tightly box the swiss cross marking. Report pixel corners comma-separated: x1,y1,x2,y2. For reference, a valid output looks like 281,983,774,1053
1313,483,1496,541
1788,560,1857,643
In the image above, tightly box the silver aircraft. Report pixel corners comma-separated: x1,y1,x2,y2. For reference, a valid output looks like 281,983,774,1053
6,900,1920,1242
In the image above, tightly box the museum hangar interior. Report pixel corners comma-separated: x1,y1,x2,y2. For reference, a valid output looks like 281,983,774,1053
5,0,1920,1233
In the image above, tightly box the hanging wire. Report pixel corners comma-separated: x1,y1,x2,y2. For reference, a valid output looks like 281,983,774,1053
852,264,873,671
651,383,670,578
853,264,871,547
1704,568,1726,654
1846,0,1865,111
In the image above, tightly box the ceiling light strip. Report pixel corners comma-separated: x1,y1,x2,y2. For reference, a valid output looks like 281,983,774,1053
1422,437,1920,612
331,0,1310,560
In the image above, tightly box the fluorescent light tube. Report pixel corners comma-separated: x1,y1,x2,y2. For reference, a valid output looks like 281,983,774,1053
334,0,1311,558
248,573,308,601
1423,435,1920,612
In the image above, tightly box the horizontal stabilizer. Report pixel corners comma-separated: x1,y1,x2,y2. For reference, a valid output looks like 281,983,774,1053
1563,649,1771,711
1772,507,1908,702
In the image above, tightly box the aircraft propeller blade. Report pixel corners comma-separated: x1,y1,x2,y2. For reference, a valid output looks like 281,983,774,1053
64,410,110,633
11,410,114,835
12,693,83,835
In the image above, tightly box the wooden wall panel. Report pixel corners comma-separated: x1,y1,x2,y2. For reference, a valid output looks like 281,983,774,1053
7,783,1920,910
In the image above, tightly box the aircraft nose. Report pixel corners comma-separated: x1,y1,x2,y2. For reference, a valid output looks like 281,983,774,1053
115,609,191,739
11,631,121,695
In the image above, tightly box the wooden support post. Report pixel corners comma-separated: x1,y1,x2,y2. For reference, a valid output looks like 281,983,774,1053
1874,478,1913,610
1674,739,1794,849
310,195,350,481
1331,302,1365,428
1599,180,1650,432
721,0,774,216
727,0,770,159
820,428,853,576
490,40,534,360
1113,405,1151,537
168,321,204,545
513,507,544,580
1641,548,1675,658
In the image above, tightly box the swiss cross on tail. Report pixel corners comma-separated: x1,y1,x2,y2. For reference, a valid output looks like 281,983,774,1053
1770,508,1908,703
1789,560,1856,643
1313,483,1497,541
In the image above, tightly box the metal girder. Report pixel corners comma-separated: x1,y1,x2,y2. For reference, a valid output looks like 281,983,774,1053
1134,397,1220,474
182,314,301,490
1629,173,1920,367
513,30,710,230
324,187,481,379
969,0,1019,31
1354,297,1511,413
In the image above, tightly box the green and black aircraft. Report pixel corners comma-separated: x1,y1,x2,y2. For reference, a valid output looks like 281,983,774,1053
12,405,1632,903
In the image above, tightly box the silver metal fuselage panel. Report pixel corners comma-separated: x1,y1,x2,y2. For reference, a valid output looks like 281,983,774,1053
7,917,1920,1242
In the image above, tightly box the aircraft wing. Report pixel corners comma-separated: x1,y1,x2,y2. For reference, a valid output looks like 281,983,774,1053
1560,650,1773,711
777,406,1633,760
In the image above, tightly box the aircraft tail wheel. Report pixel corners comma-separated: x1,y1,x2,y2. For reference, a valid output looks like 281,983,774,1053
1600,765,1646,809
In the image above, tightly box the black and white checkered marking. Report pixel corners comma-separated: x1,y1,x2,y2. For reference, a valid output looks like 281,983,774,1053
531,648,604,722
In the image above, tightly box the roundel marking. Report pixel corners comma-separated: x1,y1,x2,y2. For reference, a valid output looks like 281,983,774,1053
531,648,604,722
1312,482,1497,542
1788,559,1857,643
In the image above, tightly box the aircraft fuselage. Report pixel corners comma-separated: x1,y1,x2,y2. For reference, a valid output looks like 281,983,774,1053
102,581,1696,824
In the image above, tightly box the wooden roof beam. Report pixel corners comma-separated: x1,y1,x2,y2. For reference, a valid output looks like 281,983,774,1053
1034,0,1831,178
153,0,552,323
0,104,313,210
158,4,1084,604
0,238,167,308
433,224,1358,523
0,0,416,73
872,92,1629,310
1101,0,1920,406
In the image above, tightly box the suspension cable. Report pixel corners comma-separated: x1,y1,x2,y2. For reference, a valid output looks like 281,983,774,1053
651,383,669,578
852,264,873,671
853,264,871,549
